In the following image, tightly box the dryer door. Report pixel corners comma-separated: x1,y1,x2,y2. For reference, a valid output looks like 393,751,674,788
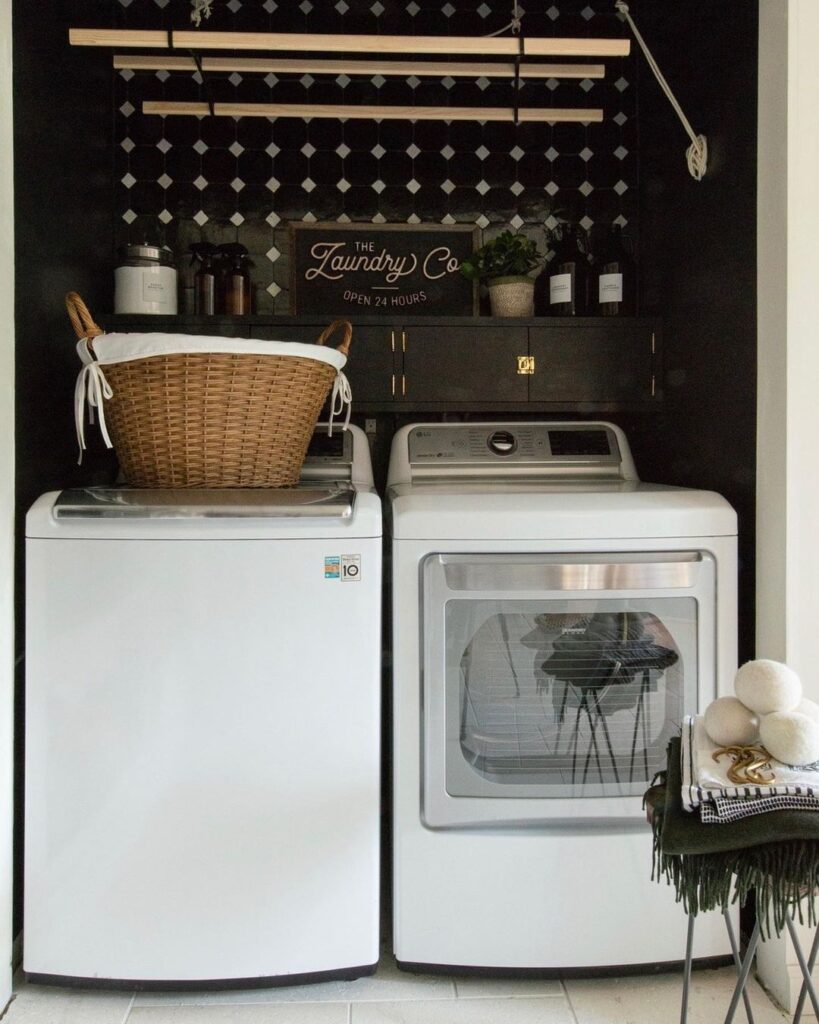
422,551,712,828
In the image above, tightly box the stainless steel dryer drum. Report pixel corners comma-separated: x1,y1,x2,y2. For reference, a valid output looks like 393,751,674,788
388,421,738,971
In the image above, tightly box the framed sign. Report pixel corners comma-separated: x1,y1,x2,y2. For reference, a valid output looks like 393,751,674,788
289,223,479,316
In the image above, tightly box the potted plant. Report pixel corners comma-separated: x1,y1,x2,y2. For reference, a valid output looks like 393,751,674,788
460,230,543,317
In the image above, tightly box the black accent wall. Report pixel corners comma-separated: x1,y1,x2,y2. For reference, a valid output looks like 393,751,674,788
11,0,759,938
633,0,758,665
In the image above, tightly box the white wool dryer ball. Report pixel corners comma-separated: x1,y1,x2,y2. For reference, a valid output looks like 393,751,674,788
734,659,802,715
760,711,819,767
703,696,760,746
796,698,819,726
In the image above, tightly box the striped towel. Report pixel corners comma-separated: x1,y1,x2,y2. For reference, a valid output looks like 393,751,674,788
681,714,819,812
700,793,819,823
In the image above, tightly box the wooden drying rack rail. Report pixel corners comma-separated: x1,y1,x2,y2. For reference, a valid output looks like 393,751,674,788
142,101,603,122
113,55,606,81
72,28,629,123
70,29,630,58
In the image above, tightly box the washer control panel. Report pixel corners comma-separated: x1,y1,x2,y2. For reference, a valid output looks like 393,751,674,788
407,423,621,466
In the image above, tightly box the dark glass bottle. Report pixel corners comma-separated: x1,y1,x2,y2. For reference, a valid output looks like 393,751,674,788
547,223,590,317
595,224,636,317
221,243,253,316
190,243,216,316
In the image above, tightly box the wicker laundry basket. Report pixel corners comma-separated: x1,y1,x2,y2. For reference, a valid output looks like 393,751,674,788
66,292,352,488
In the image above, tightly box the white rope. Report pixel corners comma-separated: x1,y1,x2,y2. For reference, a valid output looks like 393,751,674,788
190,0,215,28
74,339,114,463
486,0,523,38
615,0,708,180
328,371,352,436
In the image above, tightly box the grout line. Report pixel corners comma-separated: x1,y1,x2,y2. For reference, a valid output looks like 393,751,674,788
120,992,136,1023
561,979,581,1024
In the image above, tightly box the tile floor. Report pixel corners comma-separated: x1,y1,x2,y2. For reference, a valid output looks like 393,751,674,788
1,955,790,1024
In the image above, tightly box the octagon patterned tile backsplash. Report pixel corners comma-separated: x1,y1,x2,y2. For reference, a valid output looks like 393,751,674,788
111,0,639,313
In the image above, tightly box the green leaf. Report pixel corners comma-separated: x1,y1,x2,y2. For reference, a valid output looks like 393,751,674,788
459,230,544,281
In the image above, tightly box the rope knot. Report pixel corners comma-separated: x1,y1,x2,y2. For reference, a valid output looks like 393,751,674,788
328,371,352,436
190,0,215,28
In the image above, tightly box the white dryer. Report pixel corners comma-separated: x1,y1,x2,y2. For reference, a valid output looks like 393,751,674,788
25,425,381,987
388,421,737,971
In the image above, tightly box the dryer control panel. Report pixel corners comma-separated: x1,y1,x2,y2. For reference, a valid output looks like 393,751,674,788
408,423,622,468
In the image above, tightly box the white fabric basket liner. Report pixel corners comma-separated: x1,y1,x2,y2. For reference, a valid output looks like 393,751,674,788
88,332,348,371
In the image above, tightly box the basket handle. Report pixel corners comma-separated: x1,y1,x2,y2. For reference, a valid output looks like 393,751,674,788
315,319,353,357
65,292,104,345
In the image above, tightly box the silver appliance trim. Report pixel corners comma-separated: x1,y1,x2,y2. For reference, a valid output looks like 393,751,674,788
53,486,355,520
420,550,717,828
439,552,703,592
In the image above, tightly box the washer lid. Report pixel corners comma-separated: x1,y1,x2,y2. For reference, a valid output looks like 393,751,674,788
53,486,355,520
27,488,382,540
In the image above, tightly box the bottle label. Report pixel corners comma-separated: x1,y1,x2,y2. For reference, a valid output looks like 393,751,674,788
599,272,623,303
549,273,572,305
143,277,168,301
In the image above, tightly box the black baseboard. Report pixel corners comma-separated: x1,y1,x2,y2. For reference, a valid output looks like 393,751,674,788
24,962,378,992
395,955,733,979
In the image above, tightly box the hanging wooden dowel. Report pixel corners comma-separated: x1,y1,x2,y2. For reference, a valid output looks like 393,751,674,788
71,28,630,59
143,100,604,123
114,55,606,80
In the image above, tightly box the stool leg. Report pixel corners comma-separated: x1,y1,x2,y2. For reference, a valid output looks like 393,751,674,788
723,909,756,1024
724,920,761,1024
785,916,819,1022
681,912,695,1024
792,918,819,1024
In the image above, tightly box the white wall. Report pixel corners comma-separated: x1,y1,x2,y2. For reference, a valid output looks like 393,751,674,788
0,0,14,1010
756,0,819,1010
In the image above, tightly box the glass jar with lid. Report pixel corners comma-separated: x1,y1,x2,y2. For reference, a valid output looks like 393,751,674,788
114,244,178,315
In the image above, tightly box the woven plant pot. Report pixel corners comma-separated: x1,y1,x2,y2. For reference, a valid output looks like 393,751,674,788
487,275,535,317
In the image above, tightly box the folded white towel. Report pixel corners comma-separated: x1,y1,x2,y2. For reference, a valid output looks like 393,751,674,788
681,715,819,811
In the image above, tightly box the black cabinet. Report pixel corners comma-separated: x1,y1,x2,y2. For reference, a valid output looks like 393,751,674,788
397,325,528,405
106,316,248,338
101,314,661,412
529,320,659,404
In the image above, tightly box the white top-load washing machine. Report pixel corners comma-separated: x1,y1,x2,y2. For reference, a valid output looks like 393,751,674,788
25,424,381,987
388,421,737,971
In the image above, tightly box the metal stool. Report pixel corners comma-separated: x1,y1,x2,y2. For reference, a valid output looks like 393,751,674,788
681,908,819,1024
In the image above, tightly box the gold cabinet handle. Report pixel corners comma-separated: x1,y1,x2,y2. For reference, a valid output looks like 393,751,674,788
517,355,535,375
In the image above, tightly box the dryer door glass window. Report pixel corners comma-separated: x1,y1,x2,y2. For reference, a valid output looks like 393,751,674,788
424,554,706,802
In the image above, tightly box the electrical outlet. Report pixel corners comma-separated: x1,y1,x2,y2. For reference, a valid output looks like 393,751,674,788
365,419,377,434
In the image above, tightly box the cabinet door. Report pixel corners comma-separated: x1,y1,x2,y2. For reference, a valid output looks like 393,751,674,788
399,325,528,405
251,322,396,404
109,318,249,338
528,322,658,403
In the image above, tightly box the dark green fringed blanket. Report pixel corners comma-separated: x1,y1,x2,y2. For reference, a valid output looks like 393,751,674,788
650,737,819,937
